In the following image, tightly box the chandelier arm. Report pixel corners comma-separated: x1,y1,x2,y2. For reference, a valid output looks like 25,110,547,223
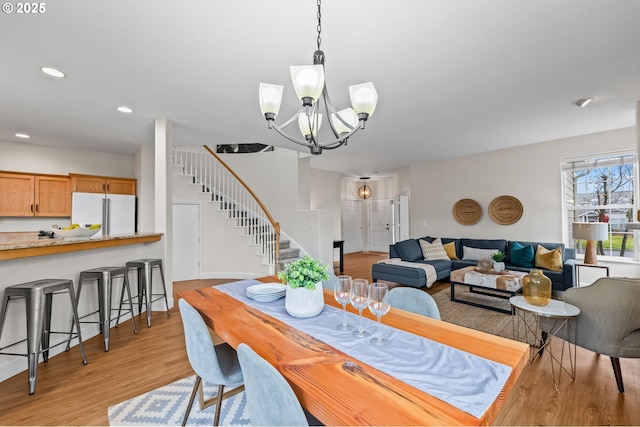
270,122,321,147
269,119,363,149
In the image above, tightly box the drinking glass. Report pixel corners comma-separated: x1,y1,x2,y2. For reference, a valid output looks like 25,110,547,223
350,279,370,337
368,282,391,345
334,275,353,330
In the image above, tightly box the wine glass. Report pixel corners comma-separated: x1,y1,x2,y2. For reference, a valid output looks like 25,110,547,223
368,282,391,345
334,275,353,330
350,279,370,337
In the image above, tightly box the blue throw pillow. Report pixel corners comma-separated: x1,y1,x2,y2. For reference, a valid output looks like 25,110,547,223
510,242,534,268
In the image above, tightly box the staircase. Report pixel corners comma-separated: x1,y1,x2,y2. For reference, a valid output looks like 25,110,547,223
172,145,301,274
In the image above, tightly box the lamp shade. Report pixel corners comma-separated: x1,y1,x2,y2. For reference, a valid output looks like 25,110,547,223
259,83,283,117
290,65,325,102
349,82,378,116
298,113,322,138
331,108,358,134
572,222,609,241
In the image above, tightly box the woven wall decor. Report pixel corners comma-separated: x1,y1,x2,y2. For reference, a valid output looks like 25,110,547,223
453,198,482,225
488,195,523,225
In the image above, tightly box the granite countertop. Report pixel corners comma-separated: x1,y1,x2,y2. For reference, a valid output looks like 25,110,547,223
0,231,163,250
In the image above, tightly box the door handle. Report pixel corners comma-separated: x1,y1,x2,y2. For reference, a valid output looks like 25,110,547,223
35,204,39,213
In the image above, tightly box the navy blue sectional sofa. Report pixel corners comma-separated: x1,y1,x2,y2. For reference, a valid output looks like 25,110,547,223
371,237,576,292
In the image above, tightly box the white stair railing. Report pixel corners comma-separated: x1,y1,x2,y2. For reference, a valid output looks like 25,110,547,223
172,145,281,270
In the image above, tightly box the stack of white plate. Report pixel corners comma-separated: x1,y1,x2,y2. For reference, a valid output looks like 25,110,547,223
246,283,287,302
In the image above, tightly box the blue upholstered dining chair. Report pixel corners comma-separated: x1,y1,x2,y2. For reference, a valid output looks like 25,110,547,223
383,287,441,320
237,343,309,426
322,271,338,291
178,299,244,426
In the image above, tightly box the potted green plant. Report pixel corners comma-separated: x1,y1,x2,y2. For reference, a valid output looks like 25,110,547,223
278,254,329,318
492,250,506,273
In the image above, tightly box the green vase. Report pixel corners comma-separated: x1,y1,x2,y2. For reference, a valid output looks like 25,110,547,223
522,269,552,306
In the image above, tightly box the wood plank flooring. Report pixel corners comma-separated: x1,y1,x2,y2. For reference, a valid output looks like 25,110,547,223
0,251,638,425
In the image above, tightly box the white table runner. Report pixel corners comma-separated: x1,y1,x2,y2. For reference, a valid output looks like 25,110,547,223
217,279,512,418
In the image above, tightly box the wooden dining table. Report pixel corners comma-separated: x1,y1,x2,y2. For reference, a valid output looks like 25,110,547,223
178,277,529,426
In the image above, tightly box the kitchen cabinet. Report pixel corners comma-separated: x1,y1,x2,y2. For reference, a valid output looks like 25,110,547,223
0,172,71,217
70,174,137,195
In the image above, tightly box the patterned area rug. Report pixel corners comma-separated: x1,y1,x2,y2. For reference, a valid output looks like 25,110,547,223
432,287,521,341
108,376,250,426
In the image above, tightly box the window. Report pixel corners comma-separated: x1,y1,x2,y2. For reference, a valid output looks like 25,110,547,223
562,150,638,260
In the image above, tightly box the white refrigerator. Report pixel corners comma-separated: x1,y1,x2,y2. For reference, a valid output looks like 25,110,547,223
71,192,136,237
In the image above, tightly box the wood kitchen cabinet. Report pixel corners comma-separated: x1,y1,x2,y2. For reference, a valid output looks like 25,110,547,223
70,174,137,195
0,172,71,217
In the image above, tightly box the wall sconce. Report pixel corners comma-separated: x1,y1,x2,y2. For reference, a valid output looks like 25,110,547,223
358,177,372,199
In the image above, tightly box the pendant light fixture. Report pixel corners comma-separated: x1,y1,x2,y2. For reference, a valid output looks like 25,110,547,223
358,177,372,200
258,0,379,155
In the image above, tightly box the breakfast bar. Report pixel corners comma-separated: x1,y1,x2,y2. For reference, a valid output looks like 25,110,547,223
0,232,164,383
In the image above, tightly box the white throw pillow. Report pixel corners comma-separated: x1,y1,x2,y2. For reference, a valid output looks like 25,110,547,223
419,238,450,261
462,246,498,261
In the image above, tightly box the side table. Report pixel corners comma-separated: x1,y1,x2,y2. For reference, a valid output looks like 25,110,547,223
510,296,580,391
575,263,609,286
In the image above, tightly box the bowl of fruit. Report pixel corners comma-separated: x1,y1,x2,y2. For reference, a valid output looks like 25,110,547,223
51,224,102,239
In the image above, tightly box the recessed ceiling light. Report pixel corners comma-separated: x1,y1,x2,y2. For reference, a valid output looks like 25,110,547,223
15,133,30,139
574,97,595,108
40,66,66,78
117,106,134,114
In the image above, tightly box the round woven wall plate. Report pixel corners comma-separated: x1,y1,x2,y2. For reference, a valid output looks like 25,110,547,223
453,199,482,225
488,195,523,225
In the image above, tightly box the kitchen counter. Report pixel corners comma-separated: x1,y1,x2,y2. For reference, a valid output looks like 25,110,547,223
0,232,162,261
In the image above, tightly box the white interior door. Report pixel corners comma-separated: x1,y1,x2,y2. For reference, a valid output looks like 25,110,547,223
172,204,199,281
342,199,364,253
369,199,392,252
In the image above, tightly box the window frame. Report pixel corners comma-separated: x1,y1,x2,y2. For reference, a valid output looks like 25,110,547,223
561,149,639,262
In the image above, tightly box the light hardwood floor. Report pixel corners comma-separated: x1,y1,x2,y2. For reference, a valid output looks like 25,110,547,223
0,251,638,425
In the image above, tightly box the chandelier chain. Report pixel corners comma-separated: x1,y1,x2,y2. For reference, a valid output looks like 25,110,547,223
316,0,322,51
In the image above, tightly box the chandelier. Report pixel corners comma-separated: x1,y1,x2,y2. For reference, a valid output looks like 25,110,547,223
258,0,379,155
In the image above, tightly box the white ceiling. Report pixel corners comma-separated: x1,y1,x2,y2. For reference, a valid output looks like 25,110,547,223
1,0,639,178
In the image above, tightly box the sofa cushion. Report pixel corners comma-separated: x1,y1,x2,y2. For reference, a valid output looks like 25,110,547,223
419,238,449,261
443,241,459,260
395,239,423,262
462,246,499,261
460,238,507,252
535,245,563,271
510,242,534,268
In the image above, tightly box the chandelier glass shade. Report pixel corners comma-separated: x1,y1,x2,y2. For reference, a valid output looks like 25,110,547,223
258,0,378,155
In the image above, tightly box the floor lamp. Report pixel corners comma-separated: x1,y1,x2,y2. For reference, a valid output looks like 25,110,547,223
572,222,609,265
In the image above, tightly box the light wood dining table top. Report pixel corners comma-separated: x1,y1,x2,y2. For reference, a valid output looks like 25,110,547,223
178,277,529,426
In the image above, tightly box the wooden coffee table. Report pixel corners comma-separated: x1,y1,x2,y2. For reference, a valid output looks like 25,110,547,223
450,266,525,315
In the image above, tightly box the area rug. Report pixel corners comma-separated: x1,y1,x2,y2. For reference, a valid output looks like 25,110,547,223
108,375,250,426
432,287,521,342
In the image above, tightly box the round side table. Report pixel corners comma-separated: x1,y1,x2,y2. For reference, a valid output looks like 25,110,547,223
510,295,580,391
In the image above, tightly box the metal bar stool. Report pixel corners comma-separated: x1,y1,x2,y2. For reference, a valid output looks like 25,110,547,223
124,259,170,327
0,279,88,394
73,266,138,352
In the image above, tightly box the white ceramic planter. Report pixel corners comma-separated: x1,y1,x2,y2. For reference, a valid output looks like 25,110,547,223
493,261,505,273
285,281,324,318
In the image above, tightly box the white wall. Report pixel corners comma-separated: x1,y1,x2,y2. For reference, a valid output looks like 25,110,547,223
0,140,137,232
407,126,639,277
171,172,271,278
222,150,334,265
310,168,342,240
